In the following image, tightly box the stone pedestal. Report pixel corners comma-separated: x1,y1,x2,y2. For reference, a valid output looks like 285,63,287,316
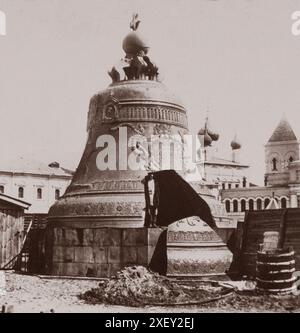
45,227,164,278
166,217,233,277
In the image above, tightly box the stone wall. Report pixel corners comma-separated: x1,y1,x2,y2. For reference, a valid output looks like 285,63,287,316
45,227,164,278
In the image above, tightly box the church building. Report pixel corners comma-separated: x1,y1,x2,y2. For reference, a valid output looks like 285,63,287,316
221,115,300,224
196,117,250,200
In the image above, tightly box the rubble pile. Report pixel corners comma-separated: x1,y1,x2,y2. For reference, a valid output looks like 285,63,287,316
80,266,223,307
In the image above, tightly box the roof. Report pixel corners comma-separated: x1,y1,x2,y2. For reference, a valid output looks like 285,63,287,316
0,157,74,177
268,116,298,143
0,193,31,209
200,156,249,168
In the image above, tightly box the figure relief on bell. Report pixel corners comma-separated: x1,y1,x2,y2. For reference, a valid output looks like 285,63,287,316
102,98,120,122
108,13,159,83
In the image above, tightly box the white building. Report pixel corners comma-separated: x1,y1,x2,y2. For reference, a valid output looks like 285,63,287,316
0,158,73,214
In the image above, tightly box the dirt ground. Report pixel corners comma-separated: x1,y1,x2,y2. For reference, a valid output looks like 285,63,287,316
0,271,300,313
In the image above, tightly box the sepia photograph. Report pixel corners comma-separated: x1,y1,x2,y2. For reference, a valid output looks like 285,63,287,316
1,0,300,322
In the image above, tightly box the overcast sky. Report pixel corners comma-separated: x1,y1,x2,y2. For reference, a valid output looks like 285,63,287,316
1,0,300,184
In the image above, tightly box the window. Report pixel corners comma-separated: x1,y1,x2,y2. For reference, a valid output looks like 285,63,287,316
272,158,278,171
55,189,60,200
228,183,232,189
264,198,270,209
225,200,230,213
289,156,294,163
249,199,254,211
18,187,24,198
235,184,239,188
296,170,300,181
0,185,4,194
257,199,262,210
37,188,42,199
281,198,287,209
241,199,246,212
222,183,225,190
233,200,238,212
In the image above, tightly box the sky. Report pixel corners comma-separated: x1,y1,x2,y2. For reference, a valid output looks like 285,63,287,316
1,0,300,184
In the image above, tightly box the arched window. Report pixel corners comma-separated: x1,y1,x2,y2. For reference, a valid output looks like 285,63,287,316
241,199,246,212
55,189,60,200
225,200,230,213
281,198,287,209
289,156,294,163
264,198,270,209
233,200,238,212
37,188,42,199
257,199,262,210
249,199,254,211
18,187,24,199
0,185,4,194
272,158,278,171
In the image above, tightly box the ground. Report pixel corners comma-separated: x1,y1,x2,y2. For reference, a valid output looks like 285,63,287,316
0,271,299,313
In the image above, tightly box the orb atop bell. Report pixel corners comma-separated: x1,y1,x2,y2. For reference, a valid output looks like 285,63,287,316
122,13,149,56
108,14,158,83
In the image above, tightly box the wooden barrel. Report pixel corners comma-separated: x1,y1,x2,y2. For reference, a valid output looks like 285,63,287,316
256,248,296,294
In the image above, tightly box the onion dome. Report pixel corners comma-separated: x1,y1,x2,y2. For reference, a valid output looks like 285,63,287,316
198,127,205,136
206,118,219,142
208,130,219,142
198,117,219,142
204,131,213,147
231,134,241,150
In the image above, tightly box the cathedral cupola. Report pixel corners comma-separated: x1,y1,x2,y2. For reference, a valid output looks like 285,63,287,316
231,134,241,150
203,131,213,147
198,116,219,147
231,134,242,163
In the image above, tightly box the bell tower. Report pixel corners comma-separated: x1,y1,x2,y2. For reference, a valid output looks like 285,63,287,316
265,115,299,186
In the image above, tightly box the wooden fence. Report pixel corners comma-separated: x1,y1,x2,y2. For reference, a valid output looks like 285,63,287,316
235,208,300,278
0,209,24,269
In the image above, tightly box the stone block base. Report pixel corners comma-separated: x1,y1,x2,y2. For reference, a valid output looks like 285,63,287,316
45,227,164,278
